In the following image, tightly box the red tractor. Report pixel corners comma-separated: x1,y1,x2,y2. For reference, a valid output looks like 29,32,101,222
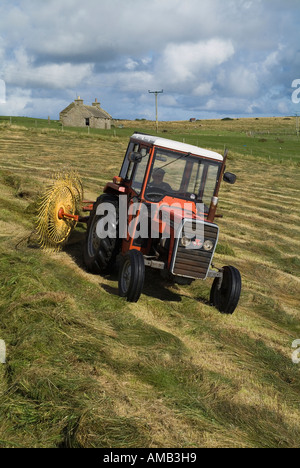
37,133,241,314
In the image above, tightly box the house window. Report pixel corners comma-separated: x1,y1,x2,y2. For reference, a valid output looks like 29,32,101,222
85,118,90,126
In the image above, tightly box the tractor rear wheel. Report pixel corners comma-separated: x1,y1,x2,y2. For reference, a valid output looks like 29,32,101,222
83,194,120,274
118,250,145,303
210,266,241,314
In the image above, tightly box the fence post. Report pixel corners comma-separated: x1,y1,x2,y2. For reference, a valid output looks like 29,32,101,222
0,340,6,364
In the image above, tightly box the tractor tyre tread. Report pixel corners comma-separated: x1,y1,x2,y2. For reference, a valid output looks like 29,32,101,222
83,194,120,274
118,250,145,303
210,266,241,315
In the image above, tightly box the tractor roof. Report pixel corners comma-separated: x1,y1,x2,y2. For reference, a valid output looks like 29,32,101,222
131,133,223,161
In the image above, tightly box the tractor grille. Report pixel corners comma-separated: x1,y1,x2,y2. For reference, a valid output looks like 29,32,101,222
171,221,219,280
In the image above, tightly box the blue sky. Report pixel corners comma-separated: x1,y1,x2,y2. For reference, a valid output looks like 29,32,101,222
0,0,300,121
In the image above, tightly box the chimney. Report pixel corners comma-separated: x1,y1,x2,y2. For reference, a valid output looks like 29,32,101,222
92,98,101,109
75,96,84,106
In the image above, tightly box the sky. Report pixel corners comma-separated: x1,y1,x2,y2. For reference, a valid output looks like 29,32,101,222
0,0,300,121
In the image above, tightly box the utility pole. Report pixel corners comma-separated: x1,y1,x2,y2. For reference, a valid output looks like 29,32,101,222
148,90,163,132
295,113,299,137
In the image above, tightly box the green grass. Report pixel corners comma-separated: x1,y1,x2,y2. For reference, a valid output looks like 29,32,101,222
0,116,62,130
1,115,299,163
0,117,299,447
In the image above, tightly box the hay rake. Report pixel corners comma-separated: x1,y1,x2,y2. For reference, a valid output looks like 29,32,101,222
36,171,91,250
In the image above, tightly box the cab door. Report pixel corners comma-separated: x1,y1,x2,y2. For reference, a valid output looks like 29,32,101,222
122,144,152,253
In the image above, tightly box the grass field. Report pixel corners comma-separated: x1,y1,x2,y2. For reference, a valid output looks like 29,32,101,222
0,117,299,448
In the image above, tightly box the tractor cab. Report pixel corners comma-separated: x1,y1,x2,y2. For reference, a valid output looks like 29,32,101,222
118,133,225,219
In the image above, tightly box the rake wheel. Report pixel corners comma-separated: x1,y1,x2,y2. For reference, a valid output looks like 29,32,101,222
64,171,84,208
36,172,83,250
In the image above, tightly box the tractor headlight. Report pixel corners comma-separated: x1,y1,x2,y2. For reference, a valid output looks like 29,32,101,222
203,240,214,251
181,236,192,248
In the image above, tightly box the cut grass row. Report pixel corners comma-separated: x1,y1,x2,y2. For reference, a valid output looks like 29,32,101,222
0,120,299,447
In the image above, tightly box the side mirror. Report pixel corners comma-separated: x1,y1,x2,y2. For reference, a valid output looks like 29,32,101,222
223,172,237,184
128,152,143,163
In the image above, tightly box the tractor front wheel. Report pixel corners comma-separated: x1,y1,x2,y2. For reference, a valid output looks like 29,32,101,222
210,266,241,314
118,250,145,303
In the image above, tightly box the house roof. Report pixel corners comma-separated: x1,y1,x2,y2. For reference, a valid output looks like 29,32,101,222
60,100,112,120
83,105,112,119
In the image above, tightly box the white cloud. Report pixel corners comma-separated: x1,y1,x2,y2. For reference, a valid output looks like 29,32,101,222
103,70,155,93
142,57,152,66
3,48,94,90
204,96,253,114
0,0,299,119
193,82,213,97
0,79,5,104
0,88,32,116
160,39,234,85
277,101,289,114
125,59,139,71
160,95,178,107
227,66,259,98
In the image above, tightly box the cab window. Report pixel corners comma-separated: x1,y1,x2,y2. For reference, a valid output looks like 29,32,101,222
119,143,150,185
131,148,150,194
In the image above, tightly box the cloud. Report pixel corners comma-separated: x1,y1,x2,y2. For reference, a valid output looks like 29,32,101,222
0,88,32,116
226,66,260,98
159,39,234,86
3,48,94,90
0,0,299,119
193,82,213,97
125,59,139,71
0,79,5,104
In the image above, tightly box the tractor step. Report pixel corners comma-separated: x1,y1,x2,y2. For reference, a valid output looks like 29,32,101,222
144,258,165,270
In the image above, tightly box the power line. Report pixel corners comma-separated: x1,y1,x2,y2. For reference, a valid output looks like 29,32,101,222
148,89,163,132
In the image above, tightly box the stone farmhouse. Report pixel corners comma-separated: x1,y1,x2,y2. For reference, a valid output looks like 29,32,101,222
60,97,112,129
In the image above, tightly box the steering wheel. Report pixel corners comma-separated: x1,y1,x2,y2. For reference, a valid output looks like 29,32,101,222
145,187,166,201
174,191,190,198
